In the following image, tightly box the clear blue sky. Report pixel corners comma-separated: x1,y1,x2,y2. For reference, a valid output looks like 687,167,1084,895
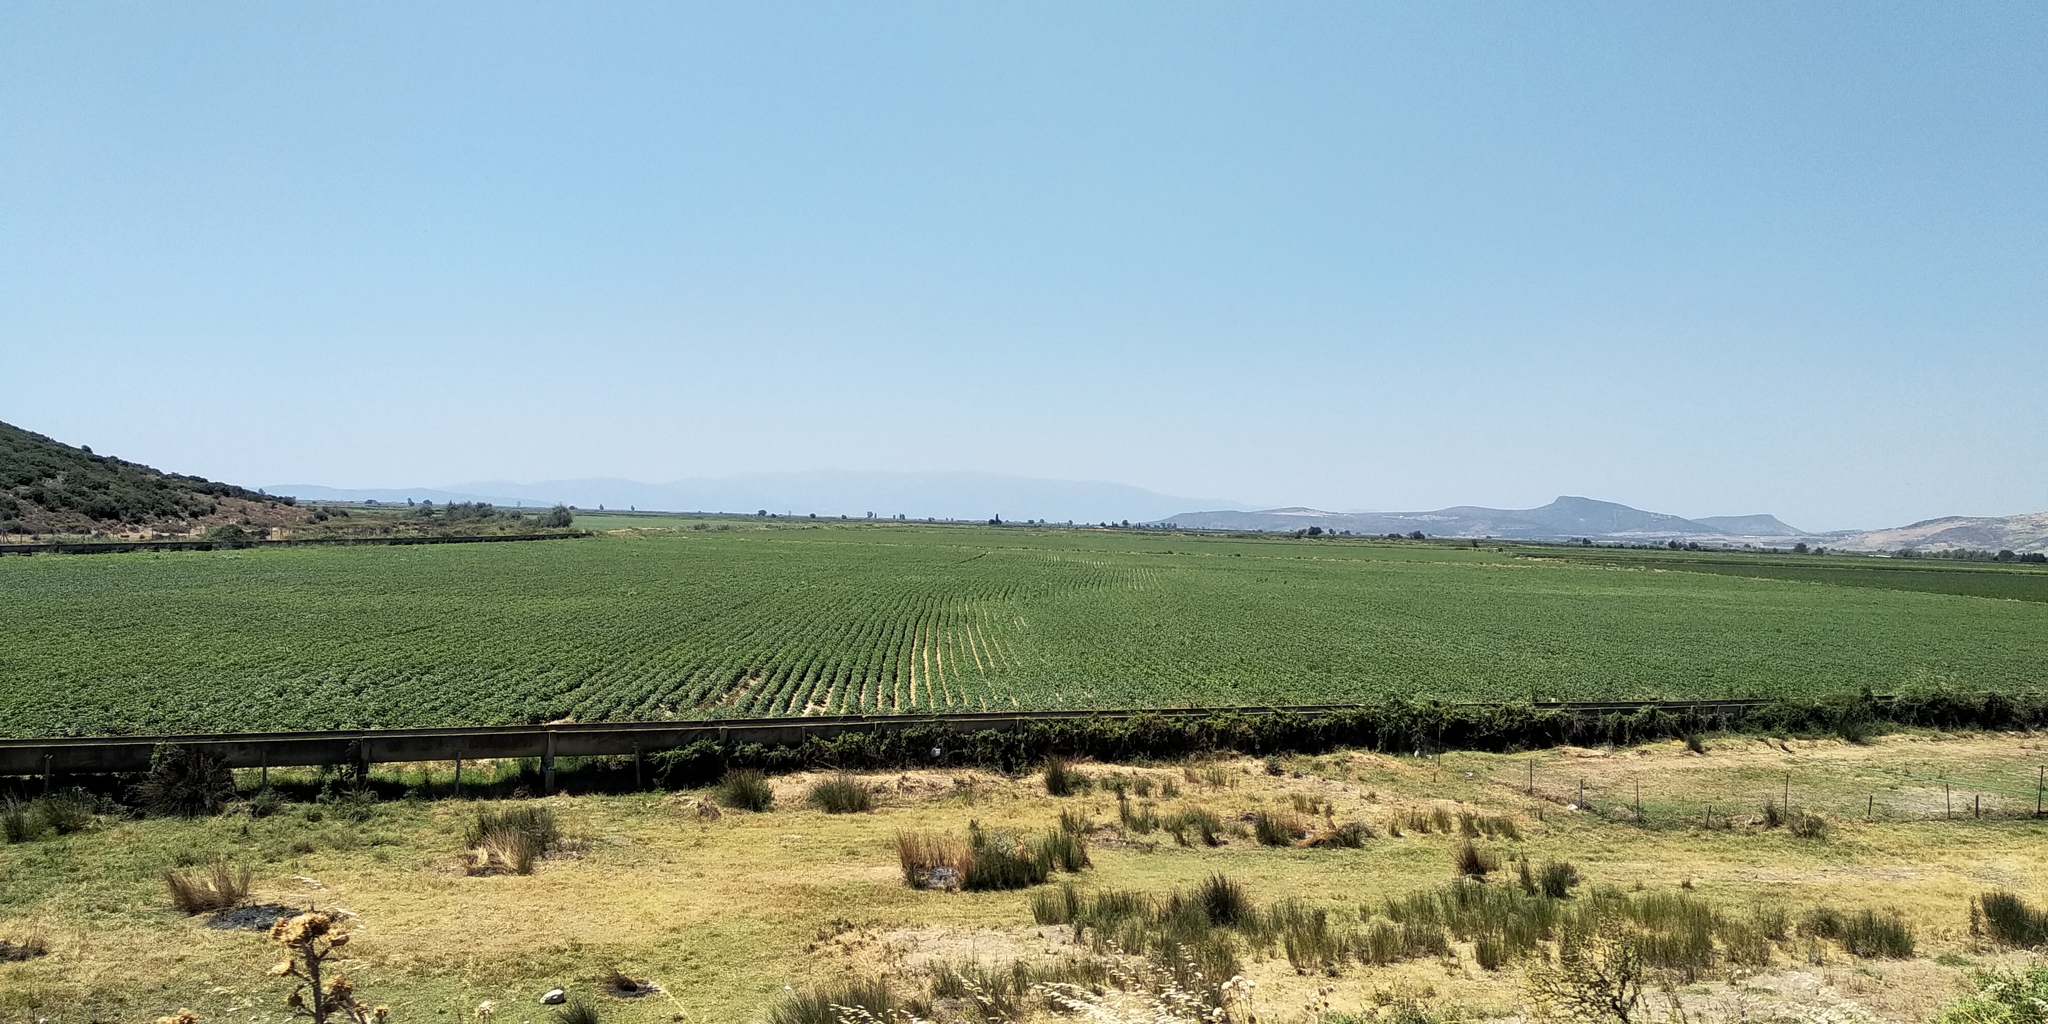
2,3,2041,531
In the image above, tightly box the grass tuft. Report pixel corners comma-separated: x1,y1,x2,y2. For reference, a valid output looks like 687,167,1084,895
1305,821,1372,848
1195,873,1251,926
463,804,560,875
897,831,969,890
716,769,774,811
1164,807,1223,847
1789,811,1830,840
1252,809,1307,846
769,979,901,1024
1031,882,1083,925
1038,828,1091,872
1840,909,1915,959
551,998,602,1024
1453,840,1498,879
1042,757,1092,797
1538,860,1581,898
164,858,251,914
1977,891,2048,949
806,773,873,814
2,791,98,843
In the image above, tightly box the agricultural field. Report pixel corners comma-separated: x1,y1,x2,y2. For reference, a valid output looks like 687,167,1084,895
1,732,2045,1022
2,520,2046,737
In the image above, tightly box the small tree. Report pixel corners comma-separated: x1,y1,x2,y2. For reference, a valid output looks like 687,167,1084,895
269,912,388,1023
539,505,575,529
137,743,236,816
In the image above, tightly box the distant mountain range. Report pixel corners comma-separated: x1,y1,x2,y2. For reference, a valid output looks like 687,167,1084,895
15,414,2035,553
1158,496,2048,553
272,472,1238,526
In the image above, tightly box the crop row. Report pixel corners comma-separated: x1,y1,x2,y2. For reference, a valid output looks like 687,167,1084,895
0,525,2042,736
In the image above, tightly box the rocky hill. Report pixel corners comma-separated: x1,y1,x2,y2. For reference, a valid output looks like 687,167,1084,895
0,420,309,538
1159,496,1812,545
1832,512,2048,555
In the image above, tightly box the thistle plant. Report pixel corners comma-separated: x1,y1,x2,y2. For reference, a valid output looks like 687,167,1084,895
268,912,389,1024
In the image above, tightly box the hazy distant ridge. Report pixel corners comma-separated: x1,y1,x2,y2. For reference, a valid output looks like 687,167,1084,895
1161,497,2048,552
274,472,1238,525
1160,496,1812,543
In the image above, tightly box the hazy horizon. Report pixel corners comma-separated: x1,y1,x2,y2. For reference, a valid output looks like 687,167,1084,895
4,3,2043,533
270,468,1889,534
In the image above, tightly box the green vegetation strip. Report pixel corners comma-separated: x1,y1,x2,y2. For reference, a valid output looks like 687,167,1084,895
3,523,2045,736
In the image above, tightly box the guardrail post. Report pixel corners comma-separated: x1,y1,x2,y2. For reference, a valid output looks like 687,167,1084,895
42,754,52,795
454,752,463,796
543,731,557,794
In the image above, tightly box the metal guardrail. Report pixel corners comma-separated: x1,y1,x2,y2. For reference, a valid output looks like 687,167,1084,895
0,698,1781,777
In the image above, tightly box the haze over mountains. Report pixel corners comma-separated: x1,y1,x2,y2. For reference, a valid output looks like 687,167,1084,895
276,471,2048,553
275,472,1238,527
1161,497,2048,552
1161,497,1813,544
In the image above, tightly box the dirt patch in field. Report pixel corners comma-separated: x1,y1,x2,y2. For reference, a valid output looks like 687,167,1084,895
206,903,307,931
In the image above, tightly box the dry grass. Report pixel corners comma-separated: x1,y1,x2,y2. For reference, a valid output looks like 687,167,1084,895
163,859,250,914
897,830,970,890
1,733,2045,1023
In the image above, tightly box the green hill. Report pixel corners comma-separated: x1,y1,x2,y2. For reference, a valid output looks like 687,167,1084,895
0,420,306,538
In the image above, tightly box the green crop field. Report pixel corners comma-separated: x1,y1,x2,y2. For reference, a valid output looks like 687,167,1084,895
2,520,2044,736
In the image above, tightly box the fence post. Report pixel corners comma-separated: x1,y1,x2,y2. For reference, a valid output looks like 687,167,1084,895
1528,760,1534,795
1946,782,1952,820
634,744,643,791
1867,794,1873,820
543,731,557,795
1578,778,1585,809
454,752,463,796
2038,766,2044,818
42,754,52,795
